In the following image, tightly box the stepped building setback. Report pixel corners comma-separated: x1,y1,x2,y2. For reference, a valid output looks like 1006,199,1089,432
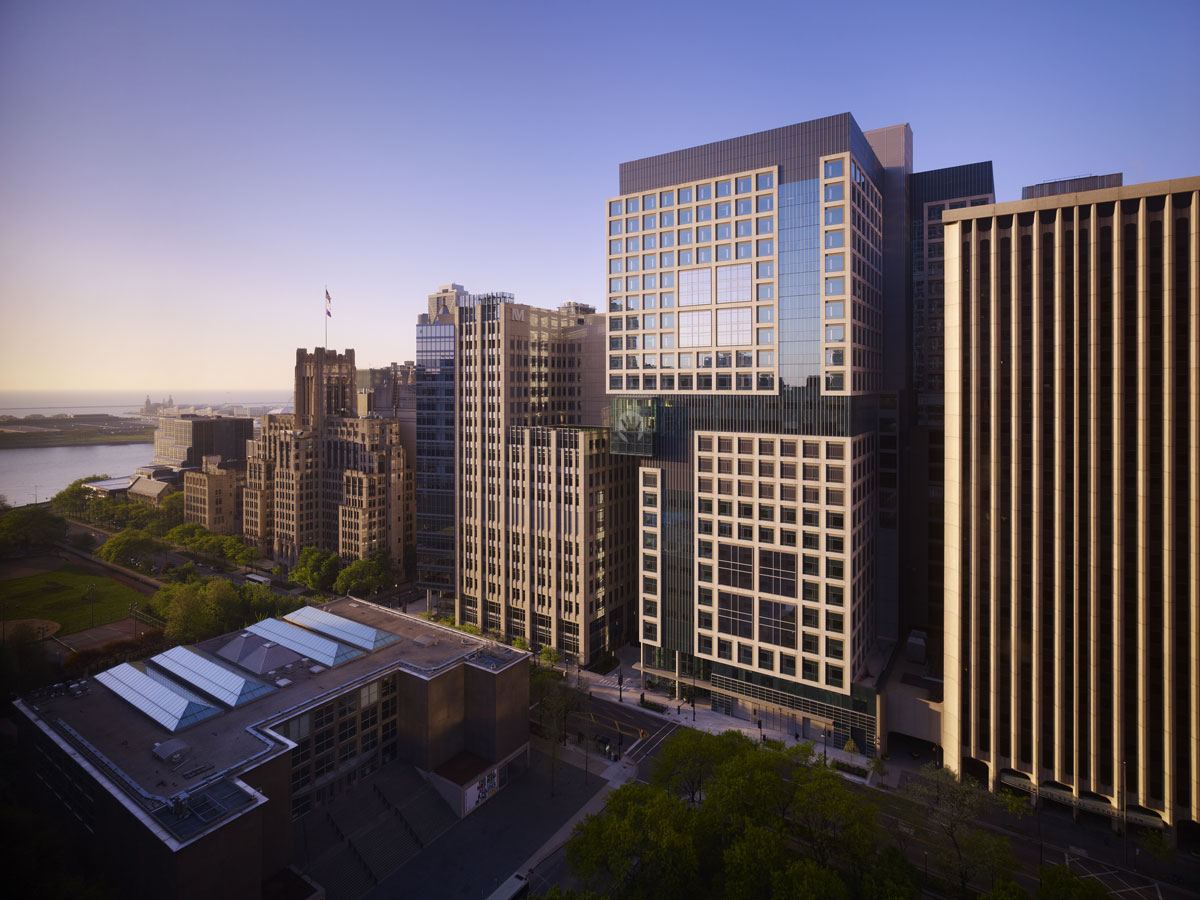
244,348,416,572
442,291,637,665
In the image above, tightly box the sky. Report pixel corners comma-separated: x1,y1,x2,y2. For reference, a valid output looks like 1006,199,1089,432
1,0,1197,394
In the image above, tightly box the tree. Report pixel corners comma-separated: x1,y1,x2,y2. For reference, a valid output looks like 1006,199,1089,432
95,528,165,572
901,763,1016,894
566,783,702,900
539,645,564,667
158,584,217,644
333,552,393,596
50,475,108,518
790,755,879,871
0,506,68,552
986,877,1029,899
147,492,184,535
772,858,851,900
1036,865,1108,899
650,728,754,805
289,547,341,592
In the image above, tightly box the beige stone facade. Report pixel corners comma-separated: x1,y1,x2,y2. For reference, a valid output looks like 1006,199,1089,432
183,455,245,535
943,177,1200,829
454,294,633,664
244,349,415,576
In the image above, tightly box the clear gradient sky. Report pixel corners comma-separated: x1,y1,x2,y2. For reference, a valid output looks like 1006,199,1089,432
2,0,1197,393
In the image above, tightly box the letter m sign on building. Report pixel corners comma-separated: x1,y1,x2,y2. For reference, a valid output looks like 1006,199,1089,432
511,308,525,322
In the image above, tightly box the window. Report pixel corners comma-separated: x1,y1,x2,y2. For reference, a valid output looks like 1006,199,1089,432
697,205,712,221
825,325,844,342
823,159,844,179
757,328,774,345
716,308,751,346
756,284,775,301
758,648,774,671
757,196,774,212
609,200,623,216
679,268,711,306
825,230,844,249
679,310,711,347
823,183,844,202
802,658,819,681
756,261,774,278
825,302,844,318
824,207,844,225
758,599,797,648
716,180,731,197
717,638,732,660
826,664,844,689
736,176,752,193
780,653,796,676
802,632,819,654
826,611,844,633
697,184,711,200
824,254,844,272
757,217,774,234
759,550,797,598
715,263,752,304
757,172,774,189
660,190,675,206
717,543,753,589
737,241,752,258
717,590,753,637
757,239,774,256
825,278,845,296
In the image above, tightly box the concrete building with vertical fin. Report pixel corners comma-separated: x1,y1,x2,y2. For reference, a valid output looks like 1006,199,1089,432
942,176,1200,833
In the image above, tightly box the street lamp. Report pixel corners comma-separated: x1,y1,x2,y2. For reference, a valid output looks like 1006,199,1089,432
822,728,829,762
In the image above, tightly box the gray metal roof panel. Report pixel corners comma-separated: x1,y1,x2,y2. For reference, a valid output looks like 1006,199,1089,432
246,618,362,667
149,646,274,707
284,605,401,652
95,663,221,732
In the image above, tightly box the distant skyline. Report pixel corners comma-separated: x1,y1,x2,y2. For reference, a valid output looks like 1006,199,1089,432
2,0,1197,391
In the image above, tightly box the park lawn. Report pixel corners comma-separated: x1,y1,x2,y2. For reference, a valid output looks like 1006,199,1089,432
0,564,145,635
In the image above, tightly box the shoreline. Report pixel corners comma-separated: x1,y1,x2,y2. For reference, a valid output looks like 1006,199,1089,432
0,433,154,450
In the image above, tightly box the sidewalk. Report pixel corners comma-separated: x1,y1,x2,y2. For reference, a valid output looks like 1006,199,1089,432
551,644,898,786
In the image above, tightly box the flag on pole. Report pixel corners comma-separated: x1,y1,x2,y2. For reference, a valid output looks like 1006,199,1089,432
325,289,332,318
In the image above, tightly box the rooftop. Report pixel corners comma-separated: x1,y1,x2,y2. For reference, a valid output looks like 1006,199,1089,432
17,599,526,846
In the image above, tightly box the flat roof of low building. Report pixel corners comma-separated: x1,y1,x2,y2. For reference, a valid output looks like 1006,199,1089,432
17,599,526,846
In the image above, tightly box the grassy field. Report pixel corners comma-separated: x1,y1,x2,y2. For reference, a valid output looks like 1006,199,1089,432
0,563,146,635
0,428,154,449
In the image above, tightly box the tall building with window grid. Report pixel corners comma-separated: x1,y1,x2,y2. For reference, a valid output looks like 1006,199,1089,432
607,114,913,751
451,291,636,664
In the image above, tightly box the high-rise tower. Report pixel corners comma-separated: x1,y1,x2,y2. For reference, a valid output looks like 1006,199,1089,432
606,114,913,750
943,176,1200,831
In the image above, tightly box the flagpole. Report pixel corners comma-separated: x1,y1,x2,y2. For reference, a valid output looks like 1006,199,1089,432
324,285,328,349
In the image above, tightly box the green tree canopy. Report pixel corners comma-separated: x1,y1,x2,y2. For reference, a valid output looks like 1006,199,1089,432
0,506,68,552
95,528,166,572
289,547,342,592
332,552,393,596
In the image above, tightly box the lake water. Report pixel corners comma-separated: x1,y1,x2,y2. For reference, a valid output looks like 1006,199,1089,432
0,443,155,506
0,389,289,418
